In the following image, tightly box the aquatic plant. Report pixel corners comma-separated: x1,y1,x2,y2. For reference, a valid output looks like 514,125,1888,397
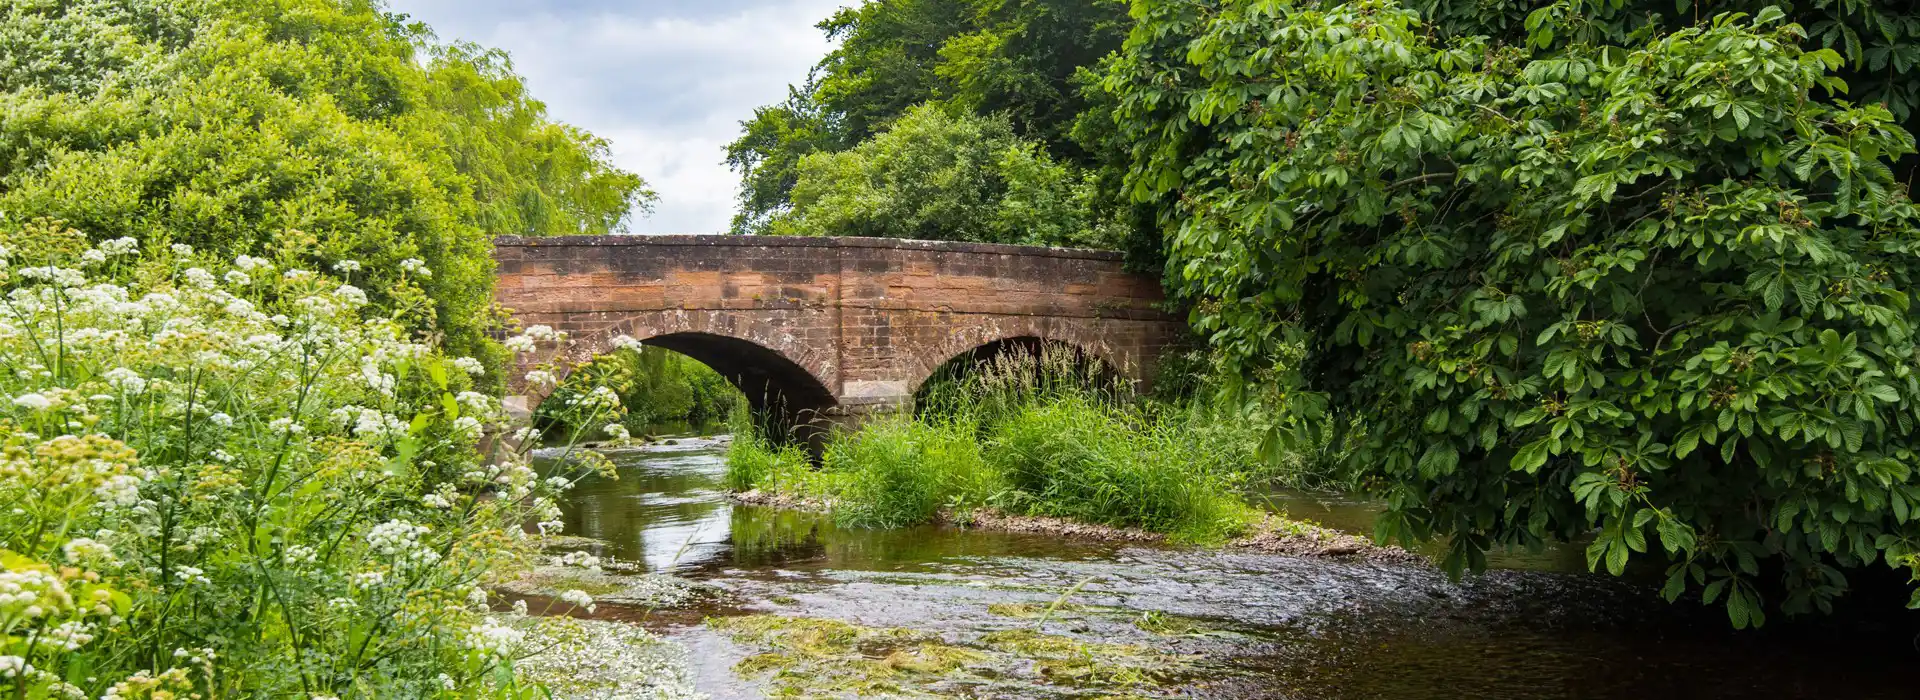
0,230,623,697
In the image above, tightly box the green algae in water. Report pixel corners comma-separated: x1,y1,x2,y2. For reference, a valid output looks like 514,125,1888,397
710,614,1196,698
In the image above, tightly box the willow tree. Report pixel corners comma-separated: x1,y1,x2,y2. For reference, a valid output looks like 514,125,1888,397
1100,0,1920,625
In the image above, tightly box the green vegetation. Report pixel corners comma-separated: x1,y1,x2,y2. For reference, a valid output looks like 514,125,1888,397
726,0,1132,246
0,1,663,694
767,104,1122,248
541,346,748,439
709,613,1190,697
0,228,631,697
0,0,649,367
1096,0,1920,624
728,347,1267,542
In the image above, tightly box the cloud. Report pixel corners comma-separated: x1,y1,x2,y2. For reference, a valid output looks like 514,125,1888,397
385,0,846,233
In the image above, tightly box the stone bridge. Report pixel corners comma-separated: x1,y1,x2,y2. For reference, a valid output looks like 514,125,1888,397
494,235,1179,431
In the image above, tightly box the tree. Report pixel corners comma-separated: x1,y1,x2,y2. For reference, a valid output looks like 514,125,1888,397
1100,0,1920,625
768,104,1121,247
726,0,1129,235
0,0,652,366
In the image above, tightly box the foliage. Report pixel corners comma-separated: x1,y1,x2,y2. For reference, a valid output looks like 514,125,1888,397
539,345,746,438
1099,0,1920,624
0,0,652,365
726,0,1128,235
0,232,624,696
768,105,1122,247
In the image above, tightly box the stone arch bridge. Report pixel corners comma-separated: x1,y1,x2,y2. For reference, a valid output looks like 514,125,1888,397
494,235,1179,431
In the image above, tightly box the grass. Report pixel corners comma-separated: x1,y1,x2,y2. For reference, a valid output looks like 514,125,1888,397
725,344,1297,543
723,427,817,494
829,416,992,529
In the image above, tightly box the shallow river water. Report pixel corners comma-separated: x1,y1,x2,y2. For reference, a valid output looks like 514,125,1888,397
544,436,1917,699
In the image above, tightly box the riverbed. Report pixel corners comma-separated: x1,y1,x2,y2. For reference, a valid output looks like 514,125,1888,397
530,435,1916,699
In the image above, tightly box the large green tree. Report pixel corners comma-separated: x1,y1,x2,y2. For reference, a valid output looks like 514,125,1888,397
768,104,1120,247
0,0,651,364
726,0,1129,235
1100,0,1920,624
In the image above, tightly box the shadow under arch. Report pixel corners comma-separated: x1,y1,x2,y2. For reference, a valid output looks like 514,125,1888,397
911,335,1125,413
637,332,837,446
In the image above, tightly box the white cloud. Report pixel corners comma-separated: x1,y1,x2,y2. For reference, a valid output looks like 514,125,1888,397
386,0,846,233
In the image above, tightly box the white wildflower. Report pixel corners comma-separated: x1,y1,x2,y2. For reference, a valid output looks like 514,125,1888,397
332,284,367,307
104,368,147,394
182,268,216,290
464,617,522,657
453,356,485,375
101,237,139,256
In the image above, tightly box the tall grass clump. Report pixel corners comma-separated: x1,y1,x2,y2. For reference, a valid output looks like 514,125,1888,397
830,417,992,529
0,226,635,697
724,407,816,495
987,395,1252,542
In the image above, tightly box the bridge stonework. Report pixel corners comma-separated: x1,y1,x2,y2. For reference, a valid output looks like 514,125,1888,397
494,235,1178,427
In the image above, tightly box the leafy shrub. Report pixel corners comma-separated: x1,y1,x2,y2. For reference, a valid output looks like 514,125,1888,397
1099,0,1920,623
0,232,621,696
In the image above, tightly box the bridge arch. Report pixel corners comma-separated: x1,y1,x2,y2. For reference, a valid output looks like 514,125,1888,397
519,315,841,440
906,321,1138,399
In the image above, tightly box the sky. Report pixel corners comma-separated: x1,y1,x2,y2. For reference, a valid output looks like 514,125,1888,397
384,0,849,233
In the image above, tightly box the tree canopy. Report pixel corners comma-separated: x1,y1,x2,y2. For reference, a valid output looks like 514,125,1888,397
0,0,652,364
767,104,1121,247
1098,0,1920,625
726,0,1128,238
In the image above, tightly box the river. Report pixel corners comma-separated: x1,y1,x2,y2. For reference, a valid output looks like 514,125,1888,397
539,435,1916,699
